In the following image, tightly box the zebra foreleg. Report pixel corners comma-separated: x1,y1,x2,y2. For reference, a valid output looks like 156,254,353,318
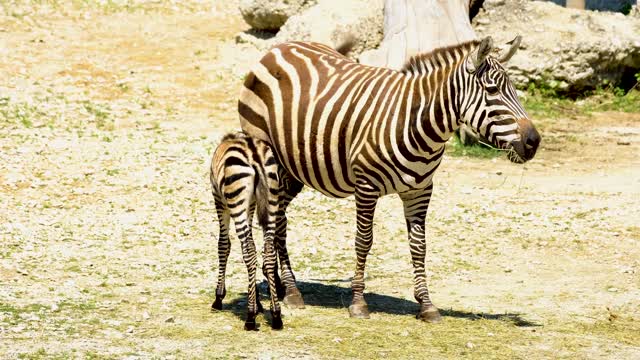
276,175,305,308
349,183,379,319
212,200,230,311
400,188,442,323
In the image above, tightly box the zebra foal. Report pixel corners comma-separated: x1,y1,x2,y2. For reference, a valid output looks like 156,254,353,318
239,36,541,322
209,132,283,330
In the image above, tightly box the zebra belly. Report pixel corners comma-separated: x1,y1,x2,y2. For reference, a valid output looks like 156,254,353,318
239,112,356,199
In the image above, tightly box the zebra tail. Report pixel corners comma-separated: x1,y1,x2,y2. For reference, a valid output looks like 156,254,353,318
253,164,270,230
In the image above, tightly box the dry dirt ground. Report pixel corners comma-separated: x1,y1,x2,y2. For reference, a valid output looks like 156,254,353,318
1,1,639,359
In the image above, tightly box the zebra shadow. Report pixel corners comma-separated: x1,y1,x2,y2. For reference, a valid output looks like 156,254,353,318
220,280,539,327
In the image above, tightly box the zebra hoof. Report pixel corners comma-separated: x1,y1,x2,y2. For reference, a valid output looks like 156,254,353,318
271,311,283,330
348,303,370,319
211,298,223,311
283,288,305,309
244,319,258,331
417,305,442,323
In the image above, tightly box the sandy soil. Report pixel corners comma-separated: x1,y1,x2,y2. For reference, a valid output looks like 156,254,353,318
1,1,639,359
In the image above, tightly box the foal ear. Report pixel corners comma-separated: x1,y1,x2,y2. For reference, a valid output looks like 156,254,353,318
476,36,493,66
499,35,522,63
467,36,493,74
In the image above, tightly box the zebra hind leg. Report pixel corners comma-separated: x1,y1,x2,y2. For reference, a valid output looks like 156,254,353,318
276,175,305,308
264,259,286,300
247,203,265,315
212,199,230,311
233,202,260,330
263,232,282,329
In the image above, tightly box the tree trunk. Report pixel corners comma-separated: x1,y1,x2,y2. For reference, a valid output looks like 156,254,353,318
359,0,476,69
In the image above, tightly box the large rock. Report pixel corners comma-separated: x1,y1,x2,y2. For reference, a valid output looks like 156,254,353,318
236,0,384,58
275,0,384,56
473,0,640,93
239,0,317,31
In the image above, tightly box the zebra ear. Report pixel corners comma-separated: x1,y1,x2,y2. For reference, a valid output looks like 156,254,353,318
467,36,493,74
499,35,522,63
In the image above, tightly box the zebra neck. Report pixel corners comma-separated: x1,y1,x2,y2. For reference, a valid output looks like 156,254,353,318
407,62,465,156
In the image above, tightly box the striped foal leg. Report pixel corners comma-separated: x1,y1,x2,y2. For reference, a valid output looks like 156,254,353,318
263,231,282,329
275,176,305,308
348,181,379,319
263,163,283,329
233,209,261,331
246,203,264,314
212,199,230,311
400,187,442,323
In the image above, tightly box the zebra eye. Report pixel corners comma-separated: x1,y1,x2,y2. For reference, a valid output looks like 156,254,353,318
486,85,499,95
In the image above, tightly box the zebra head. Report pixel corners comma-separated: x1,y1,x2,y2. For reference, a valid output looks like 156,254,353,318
461,36,541,163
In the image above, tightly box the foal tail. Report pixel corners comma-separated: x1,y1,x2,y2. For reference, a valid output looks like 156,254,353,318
253,162,270,230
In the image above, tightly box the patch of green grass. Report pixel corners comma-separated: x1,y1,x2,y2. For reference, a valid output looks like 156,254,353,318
583,87,640,113
82,101,114,130
106,168,120,176
116,82,130,93
0,98,45,128
57,299,97,312
522,83,640,119
0,302,49,322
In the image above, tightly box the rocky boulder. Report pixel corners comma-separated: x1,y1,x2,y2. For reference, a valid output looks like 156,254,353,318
236,0,384,59
274,0,383,56
473,0,640,94
239,0,317,31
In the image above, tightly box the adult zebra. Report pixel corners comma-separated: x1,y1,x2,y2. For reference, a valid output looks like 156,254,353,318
238,36,540,322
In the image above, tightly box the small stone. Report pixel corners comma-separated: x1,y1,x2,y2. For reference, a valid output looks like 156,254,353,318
466,342,475,349
16,268,28,276
50,303,59,312
332,337,342,343
126,326,134,333
495,171,502,176
607,287,619,292
165,316,175,323
222,325,232,331
487,332,495,337
142,311,150,320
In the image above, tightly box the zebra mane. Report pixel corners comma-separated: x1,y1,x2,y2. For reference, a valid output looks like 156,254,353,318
399,40,482,74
